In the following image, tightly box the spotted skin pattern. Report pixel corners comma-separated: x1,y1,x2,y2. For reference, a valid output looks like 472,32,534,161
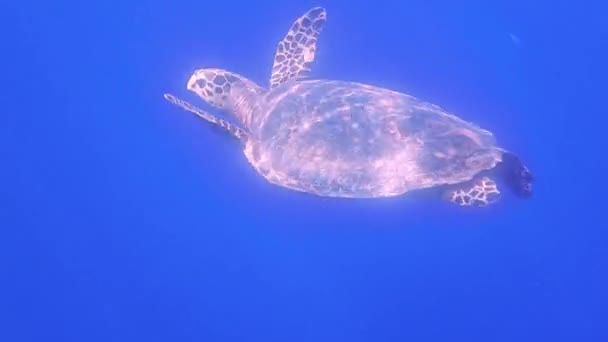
270,7,327,88
446,177,501,207
186,68,265,128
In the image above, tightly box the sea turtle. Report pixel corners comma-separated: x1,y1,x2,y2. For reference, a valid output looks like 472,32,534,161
164,7,533,207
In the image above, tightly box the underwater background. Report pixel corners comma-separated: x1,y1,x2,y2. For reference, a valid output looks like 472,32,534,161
3,0,607,341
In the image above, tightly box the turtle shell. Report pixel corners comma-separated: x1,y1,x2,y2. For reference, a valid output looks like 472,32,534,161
243,80,502,198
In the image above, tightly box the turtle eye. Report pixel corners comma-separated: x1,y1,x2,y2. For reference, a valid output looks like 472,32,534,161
195,79,207,88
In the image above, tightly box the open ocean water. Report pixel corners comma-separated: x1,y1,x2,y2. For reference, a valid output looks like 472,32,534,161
3,0,607,341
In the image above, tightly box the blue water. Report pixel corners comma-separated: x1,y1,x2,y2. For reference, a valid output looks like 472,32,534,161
3,1,607,341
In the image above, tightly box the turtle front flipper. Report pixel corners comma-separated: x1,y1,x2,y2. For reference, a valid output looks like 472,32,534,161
443,177,501,207
164,93,249,141
269,7,327,88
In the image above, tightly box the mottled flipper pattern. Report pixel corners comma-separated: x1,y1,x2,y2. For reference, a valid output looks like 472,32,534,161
164,93,248,141
270,7,327,88
445,177,501,207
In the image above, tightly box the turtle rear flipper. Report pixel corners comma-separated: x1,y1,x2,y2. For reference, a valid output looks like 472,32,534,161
270,7,327,88
443,176,501,207
164,93,249,141
499,151,533,198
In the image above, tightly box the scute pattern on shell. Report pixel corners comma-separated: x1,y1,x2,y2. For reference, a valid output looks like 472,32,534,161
244,80,502,198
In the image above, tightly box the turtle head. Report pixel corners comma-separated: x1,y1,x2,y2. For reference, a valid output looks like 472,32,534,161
186,68,265,128
499,151,533,198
